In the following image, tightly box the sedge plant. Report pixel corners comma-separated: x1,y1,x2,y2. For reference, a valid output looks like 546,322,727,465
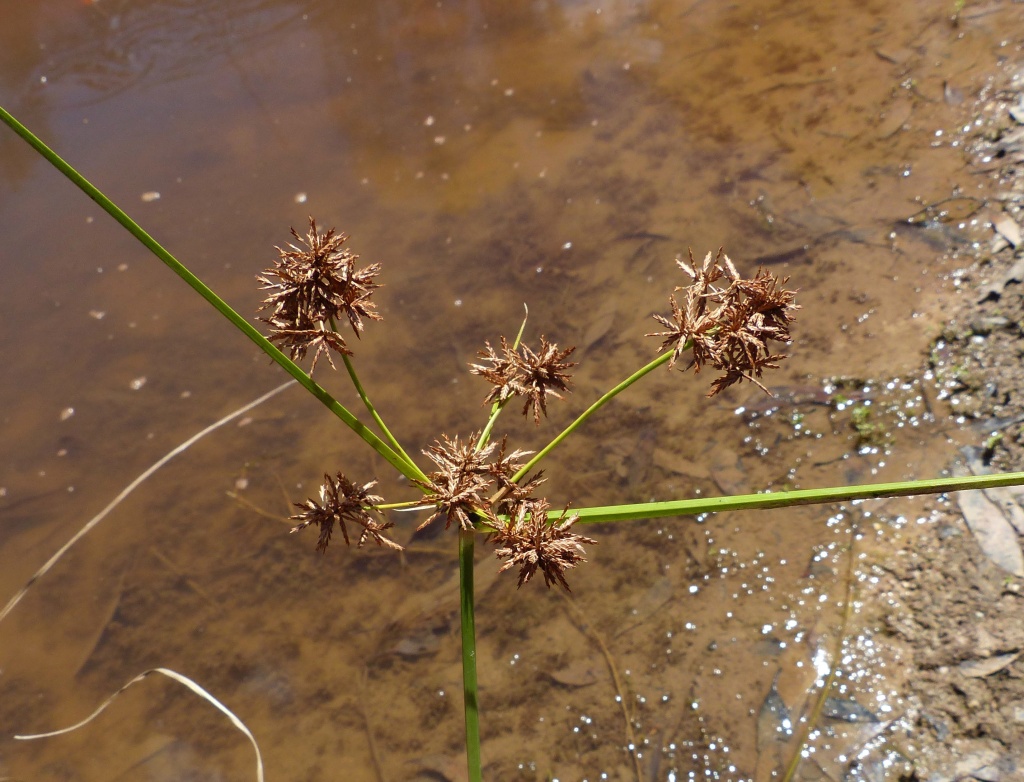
5,104,1024,781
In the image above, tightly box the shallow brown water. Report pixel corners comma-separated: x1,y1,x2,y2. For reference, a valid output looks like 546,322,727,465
1,1,1021,780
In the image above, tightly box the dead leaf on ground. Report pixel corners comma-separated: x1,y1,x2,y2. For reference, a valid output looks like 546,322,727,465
958,651,1021,678
955,481,1024,577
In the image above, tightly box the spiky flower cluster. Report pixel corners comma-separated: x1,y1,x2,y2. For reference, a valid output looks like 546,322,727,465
491,498,596,591
470,336,576,424
412,433,594,590
290,433,593,589
289,473,401,552
647,249,799,396
257,218,382,372
414,434,534,531
275,236,795,593
257,220,594,588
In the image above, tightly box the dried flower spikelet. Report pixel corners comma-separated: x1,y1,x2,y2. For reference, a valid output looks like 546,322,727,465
487,436,540,493
491,498,596,591
257,218,382,372
647,249,799,396
470,336,577,424
415,433,532,532
470,337,520,406
290,472,402,552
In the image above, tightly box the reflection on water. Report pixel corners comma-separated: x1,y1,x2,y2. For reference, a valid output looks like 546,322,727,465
0,0,1019,779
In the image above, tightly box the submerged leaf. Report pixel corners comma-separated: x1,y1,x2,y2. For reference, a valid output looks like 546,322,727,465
756,673,793,751
821,697,880,723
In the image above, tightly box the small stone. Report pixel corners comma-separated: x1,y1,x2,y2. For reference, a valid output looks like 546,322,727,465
974,627,999,657
945,742,1002,781
994,216,1022,248
1010,701,1024,722
970,316,1011,335
1004,257,1024,283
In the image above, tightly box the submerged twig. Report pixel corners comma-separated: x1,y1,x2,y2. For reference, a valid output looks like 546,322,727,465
560,593,642,782
226,490,292,524
149,547,220,610
15,667,264,782
0,381,295,626
358,668,388,782
781,522,859,782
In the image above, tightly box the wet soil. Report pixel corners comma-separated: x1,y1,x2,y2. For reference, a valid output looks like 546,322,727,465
862,62,1024,782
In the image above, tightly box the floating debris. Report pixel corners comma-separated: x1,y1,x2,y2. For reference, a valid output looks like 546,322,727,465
821,696,879,723
545,657,602,688
757,672,793,751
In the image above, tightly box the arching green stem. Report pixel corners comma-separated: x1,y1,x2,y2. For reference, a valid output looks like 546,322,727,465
339,351,426,482
510,348,676,483
564,469,1024,523
0,104,418,483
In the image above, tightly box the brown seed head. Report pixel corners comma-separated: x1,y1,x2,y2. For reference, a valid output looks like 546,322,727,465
470,336,577,424
470,337,521,406
415,433,532,532
491,498,596,591
290,472,401,552
647,249,798,396
257,218,382,372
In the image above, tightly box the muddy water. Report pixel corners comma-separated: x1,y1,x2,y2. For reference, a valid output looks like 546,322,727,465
0,1,1019,780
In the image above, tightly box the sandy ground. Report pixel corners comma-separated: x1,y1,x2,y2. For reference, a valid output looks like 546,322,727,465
866,62,1024,782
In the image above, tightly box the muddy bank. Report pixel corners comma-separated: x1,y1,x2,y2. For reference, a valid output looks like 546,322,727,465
863,57,1024,782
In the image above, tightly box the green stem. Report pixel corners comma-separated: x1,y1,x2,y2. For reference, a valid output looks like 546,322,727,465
0,104,417,483
458,529,482,782
511,349,675,483
476,399,509,451
340,352,426,483
458,310,534,778
564,470,1024,523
